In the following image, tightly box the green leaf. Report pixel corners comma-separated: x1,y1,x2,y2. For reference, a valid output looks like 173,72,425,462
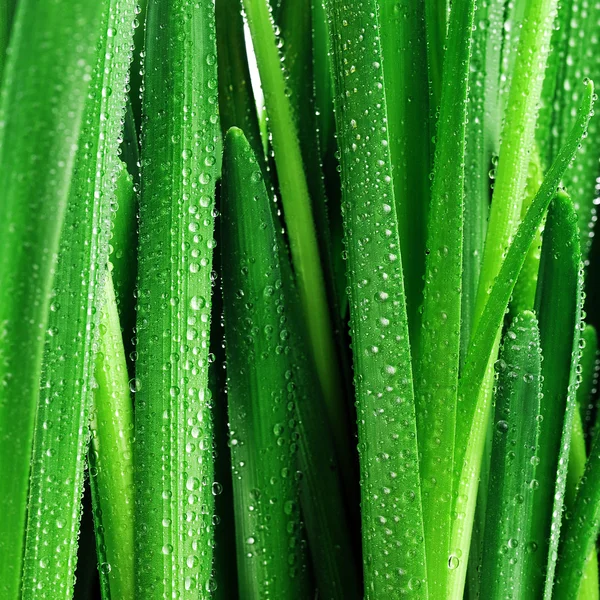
510,147,544,316
90,272,135,600
379,0,431,343
453,80,594,598
325,0,427,594
0,0,135,597
480,311,542,599
221,127,309,600
537,0,600,257
242,0,350,480
555,423,600,598
533,190,584,598
461,0,504,363
414,0,475,595
134,0,220,595
216,0,262,161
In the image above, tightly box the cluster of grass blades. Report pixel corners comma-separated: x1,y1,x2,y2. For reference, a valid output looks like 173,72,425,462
3,0,600,598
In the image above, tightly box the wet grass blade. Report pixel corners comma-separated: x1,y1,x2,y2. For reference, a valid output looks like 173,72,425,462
90,272,135,600
461,0,504,363
480,311,542,598
379,0,431,343
579,325,599,426
325,0,427,594
532,190,584,598
221,128,308,599
459,82,593,435
0,1,134,597
216,0,262,160
453,81,594,597
565,322,600,600
555,424,600,598
135,0,220,595
510,148,544,316
537,0,600,257
414,0,475,595
242,0,349,475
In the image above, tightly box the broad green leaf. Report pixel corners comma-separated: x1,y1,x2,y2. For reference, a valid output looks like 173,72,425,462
90,272,135,600
242,0,350,480
414,0,475,595
555,423,600,598
533,190,584,598
0,0,135,597
453,81,594,597
325,0,427,594
135,0,220,595
480,311,542,599
379,0,431,344
221,128,308,599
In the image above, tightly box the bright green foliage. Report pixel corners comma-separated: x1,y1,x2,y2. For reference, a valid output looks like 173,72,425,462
4,0,600,597
221,128,308,599
135,0,220,596
379,0,431,341
476,0,559,322
555,424,600,598
453,82,593,598
538,0,600,257
0,0,134,597
216,0,262,160
533,190,584,598
90,272,135,600
480,311,542,598
565,324,599,600
242,0,349,478
325,0,427,595
414,0,475,595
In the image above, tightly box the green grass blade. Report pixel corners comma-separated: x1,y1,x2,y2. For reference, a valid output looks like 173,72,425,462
566,332,600,600
579,325,599,426
0,1,134,596
111,164,137,331
536,0,600,258
22,3,136,596
135,0,220,595
242,0,349,474
453,81,593,597
480,311,542,598
424,0,446,111
276,0,348,352
325,0,427,594
379,0,431,343
221,128,309,599
414,0,475,594
532,190,584,598
510,148,544,315
216,0,262,161
90,272,135,600
475,0,559,326
459,83,593,439
461,0,504,363
555,424,600,598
